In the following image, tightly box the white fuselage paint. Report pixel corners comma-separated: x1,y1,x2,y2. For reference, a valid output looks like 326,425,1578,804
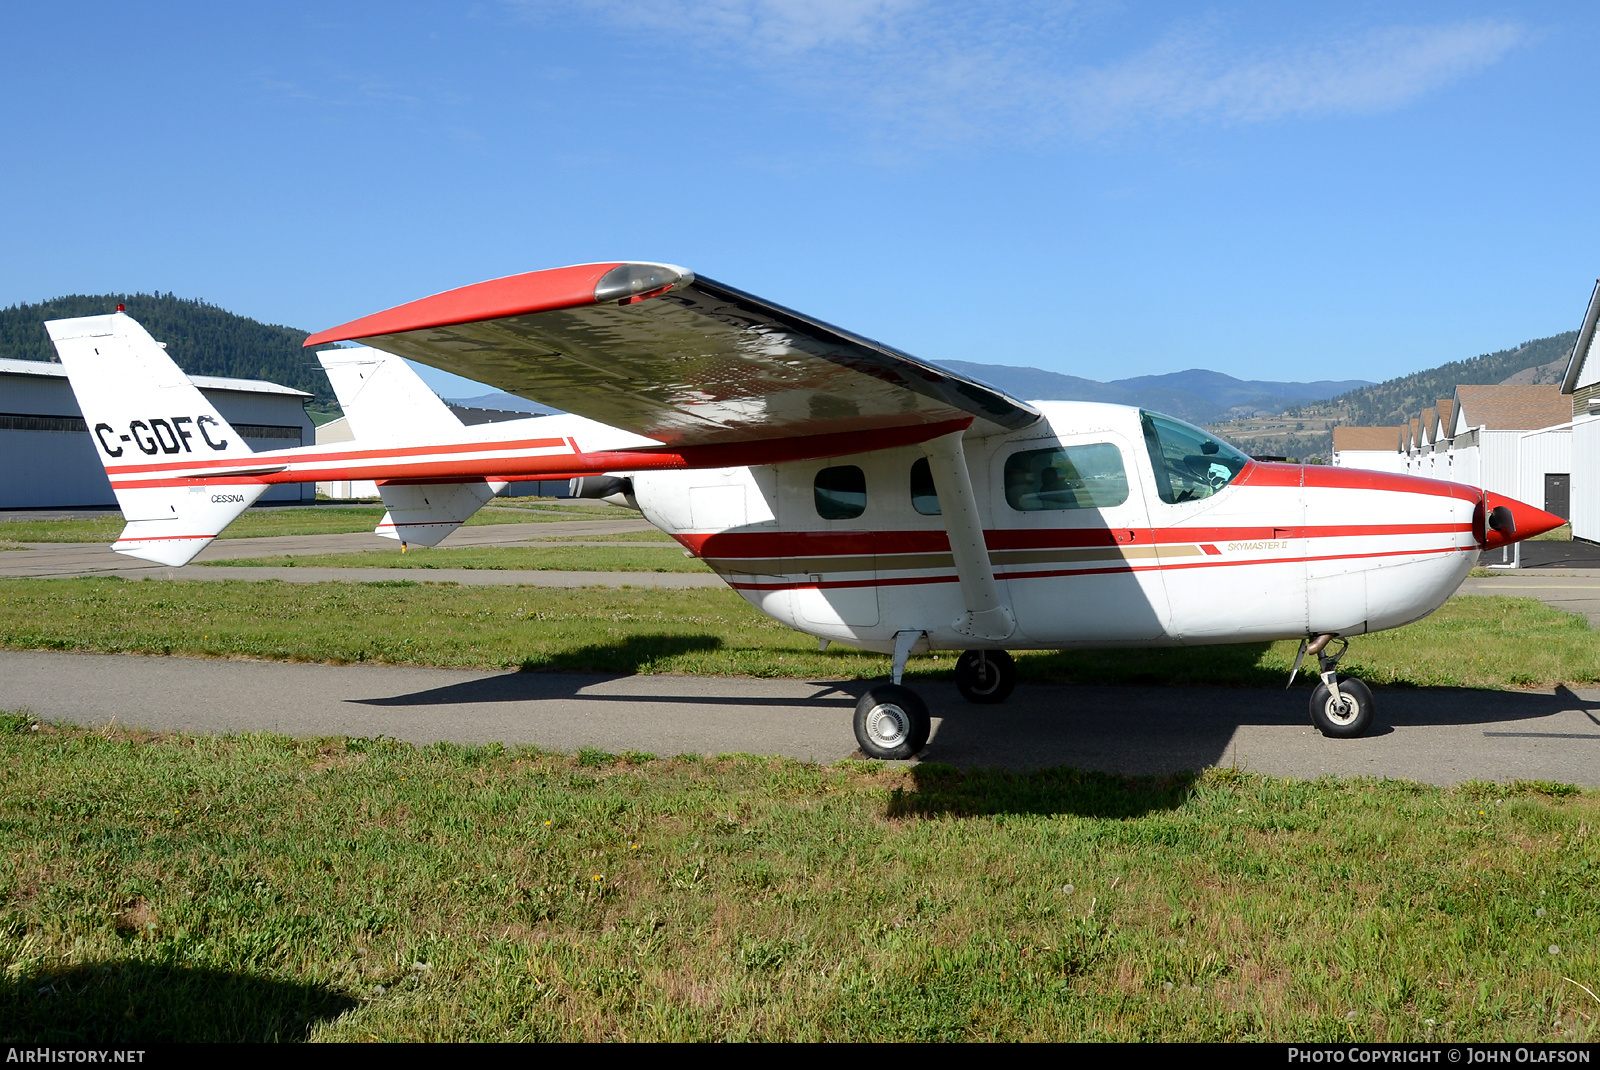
630,403,1479,655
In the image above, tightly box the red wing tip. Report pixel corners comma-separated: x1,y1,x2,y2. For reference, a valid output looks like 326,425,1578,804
302,261,695,348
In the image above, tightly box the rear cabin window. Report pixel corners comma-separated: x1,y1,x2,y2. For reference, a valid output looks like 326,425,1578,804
815,465,866,519
1139,411,1249,505
1004,443,1128,511
909,457,941,515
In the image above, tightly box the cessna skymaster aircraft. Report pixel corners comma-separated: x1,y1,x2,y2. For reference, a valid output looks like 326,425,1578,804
46,262,1563,759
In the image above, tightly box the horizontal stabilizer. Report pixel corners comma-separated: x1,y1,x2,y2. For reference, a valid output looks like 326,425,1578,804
375,481,497,547
112,483,271,565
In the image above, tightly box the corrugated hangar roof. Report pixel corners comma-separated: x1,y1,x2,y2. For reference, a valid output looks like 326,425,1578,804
0,357,311,398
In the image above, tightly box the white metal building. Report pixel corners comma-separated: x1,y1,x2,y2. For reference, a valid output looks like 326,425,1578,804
1446,384,1571,515
0,357,315,508
1559,279,1600,542
1331,426,1409,473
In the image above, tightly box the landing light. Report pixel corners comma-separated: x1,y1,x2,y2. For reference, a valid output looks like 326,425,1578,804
594,263,690,304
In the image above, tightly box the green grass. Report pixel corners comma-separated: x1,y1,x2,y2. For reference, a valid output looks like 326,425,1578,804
200,545,708,572
519,529,677,543
0,720,1595,1041
0,579,1595,688
0,501,636,544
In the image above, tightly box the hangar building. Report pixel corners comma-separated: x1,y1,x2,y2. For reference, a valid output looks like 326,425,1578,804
0,357,315,508
1331,426,1407,473
1561,279,1600,542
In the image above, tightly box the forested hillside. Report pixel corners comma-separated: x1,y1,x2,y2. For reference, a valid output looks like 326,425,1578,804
0,293,335,407
1208,329,1579,462
1289,331,1578,426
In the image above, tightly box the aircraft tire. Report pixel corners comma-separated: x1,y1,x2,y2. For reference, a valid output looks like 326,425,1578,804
954,649,1017,704
1309,677,1374,738
854,684,930,760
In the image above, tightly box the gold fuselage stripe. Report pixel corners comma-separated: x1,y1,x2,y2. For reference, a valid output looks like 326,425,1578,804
703,543,1206,576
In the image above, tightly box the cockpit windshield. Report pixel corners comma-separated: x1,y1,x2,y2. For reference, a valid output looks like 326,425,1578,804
1139,411,1251,505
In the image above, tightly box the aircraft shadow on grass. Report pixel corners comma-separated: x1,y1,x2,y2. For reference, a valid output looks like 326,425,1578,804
0,961,357,1044
886,765,1202,820
343,635,1600,779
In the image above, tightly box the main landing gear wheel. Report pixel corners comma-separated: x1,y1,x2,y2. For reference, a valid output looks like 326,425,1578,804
853,684,930,761
954,649,1016,704
1309,677,1374,738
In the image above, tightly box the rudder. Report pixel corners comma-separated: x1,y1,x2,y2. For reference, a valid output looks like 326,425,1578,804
46,311,271,565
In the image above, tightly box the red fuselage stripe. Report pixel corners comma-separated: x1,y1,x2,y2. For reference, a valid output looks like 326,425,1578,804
105,418,975,490
681,522,1472,557
105,436,572,476
724,543,1470,591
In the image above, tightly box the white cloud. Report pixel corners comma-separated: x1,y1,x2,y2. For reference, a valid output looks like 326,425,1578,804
511,4,1526,144
593,0,919,54
1068,21,1527,135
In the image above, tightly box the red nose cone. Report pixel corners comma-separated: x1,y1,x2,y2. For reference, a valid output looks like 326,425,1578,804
1481,491,1565,549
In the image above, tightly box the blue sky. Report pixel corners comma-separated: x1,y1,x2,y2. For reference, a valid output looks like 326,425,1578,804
3,2,1598,395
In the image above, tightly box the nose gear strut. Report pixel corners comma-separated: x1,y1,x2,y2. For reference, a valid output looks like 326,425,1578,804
1290,633,1375,738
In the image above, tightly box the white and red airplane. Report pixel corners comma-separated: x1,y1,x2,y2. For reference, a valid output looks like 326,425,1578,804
45,263,1563,759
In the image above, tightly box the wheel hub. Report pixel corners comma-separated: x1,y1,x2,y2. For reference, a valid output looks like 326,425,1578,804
1324,694,1358,726
865,703,909,747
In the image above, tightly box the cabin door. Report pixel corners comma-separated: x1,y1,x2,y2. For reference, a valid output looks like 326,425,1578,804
990,430,1171,643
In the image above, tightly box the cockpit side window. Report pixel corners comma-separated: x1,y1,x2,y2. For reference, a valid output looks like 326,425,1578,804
815,464,867,520
909,457,941,515
1139,410,1250,505
1004,443,1128,511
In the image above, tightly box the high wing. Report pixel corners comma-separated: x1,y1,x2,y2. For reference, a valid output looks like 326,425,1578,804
305,262,1040,447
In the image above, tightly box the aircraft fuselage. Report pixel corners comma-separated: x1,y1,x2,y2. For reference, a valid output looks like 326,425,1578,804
632,402,1496,654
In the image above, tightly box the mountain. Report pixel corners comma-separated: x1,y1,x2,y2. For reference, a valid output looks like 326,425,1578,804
1288,331,1579,427
0,292,337,407
1205,329,1581,463
1495,356,1566,386
445,392,560,416
938,360,1370,424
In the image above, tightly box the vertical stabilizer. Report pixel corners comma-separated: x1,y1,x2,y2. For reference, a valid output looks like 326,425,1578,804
318,346,464,442
45,312,270,565
318,346,498,546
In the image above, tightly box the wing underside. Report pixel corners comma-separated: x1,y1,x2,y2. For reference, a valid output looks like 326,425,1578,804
306,263,1039,448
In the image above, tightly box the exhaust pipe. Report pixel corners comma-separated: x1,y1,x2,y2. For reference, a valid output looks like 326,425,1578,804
569,475,638,510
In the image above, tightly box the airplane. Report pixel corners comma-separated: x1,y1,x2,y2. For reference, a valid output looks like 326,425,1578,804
44,263,1564,760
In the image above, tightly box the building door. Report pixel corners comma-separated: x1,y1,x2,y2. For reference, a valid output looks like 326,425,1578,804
1545,473,1571,520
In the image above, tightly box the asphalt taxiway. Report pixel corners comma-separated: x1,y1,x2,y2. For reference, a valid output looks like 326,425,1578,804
3,516,1599,783
3,649,1597,785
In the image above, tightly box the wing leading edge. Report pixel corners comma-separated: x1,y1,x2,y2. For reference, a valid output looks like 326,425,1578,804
305,263,1040,448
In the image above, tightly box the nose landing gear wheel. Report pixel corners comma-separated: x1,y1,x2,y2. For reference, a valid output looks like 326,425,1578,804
1309,676,1374,738
954,649,1017,704
853,684,931,760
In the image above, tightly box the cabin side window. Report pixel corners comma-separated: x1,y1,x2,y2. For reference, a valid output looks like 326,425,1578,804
909,457,941,515
815,464,866,520
1139,410,1249,505
1004,443,1128,511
